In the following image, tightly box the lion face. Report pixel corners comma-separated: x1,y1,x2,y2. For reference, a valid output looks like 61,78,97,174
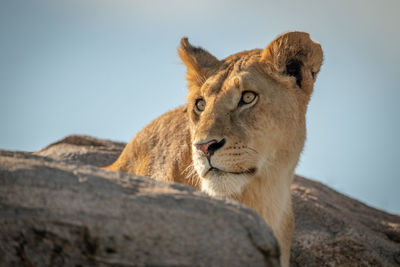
179,32,323,197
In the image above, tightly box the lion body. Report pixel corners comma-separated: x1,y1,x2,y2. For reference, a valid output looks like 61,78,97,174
106,32,323,267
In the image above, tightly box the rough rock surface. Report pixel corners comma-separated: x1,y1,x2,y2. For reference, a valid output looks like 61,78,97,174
0,136,279,267
291,177,400,266
1,135,400,266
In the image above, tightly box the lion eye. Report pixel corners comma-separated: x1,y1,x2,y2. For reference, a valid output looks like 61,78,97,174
239,91,257,106
195,99,206,113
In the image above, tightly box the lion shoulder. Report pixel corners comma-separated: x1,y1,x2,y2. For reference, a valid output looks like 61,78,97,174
105,106,196,185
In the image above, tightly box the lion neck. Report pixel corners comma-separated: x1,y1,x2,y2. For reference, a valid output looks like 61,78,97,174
230,161,295,229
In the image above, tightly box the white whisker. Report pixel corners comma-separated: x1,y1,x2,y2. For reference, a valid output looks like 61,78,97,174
181,162,201,187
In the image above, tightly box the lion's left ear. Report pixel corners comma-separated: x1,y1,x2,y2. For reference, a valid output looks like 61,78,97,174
260,31,323,94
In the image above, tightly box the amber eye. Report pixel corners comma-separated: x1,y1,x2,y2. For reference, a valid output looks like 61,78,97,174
239,91,257,106
195,98,206,113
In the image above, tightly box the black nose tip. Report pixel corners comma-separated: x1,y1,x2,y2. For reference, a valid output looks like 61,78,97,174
195,138,226,159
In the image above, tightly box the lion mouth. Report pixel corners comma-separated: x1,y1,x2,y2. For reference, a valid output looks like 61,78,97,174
205,167,257,176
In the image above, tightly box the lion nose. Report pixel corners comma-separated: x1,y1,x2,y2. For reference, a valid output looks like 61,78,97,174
194,138,226,159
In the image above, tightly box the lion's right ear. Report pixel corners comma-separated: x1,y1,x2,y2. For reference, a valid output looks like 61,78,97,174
178,37,219,89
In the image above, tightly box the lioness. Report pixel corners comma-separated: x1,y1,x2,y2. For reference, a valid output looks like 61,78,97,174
105,31,323,266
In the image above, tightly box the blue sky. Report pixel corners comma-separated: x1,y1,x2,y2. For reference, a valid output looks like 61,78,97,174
1,0,399,214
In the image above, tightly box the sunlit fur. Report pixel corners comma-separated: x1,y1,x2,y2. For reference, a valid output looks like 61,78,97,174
104,32,323,267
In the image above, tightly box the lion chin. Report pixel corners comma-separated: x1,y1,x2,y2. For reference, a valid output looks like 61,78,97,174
199,168,252,197
193,148,258,197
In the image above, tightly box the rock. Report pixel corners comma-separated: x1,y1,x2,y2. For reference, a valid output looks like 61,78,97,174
1,135,399,266
291,176,400,266
0,136,279,267
36,135,126,167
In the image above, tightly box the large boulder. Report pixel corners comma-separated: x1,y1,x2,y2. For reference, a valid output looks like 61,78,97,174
0,136,279,267
1,135,399,266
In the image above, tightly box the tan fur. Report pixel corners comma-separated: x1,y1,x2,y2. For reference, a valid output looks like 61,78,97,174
105,31,323,267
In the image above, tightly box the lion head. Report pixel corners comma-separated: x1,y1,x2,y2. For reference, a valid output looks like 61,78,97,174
178,32,323,197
